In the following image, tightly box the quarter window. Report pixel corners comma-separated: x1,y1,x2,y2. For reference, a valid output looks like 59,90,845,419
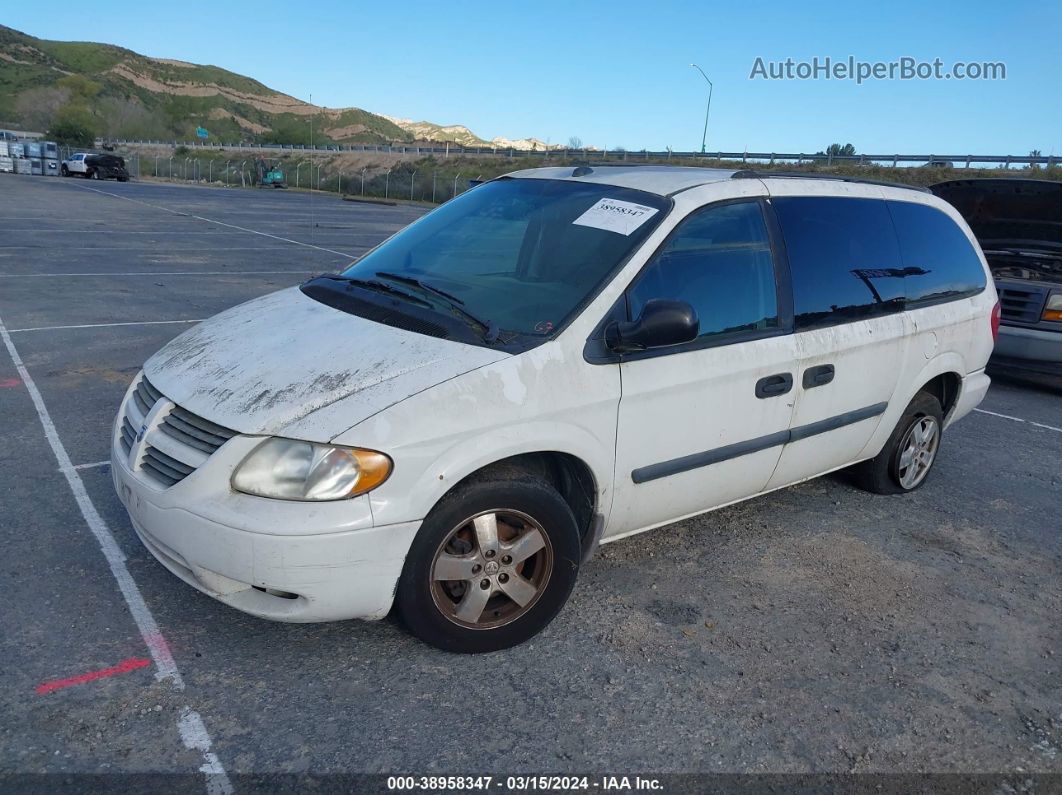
627,201,779,343
887,200,987,305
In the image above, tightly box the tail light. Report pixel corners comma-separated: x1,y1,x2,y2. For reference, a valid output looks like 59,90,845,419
990,300,1001,342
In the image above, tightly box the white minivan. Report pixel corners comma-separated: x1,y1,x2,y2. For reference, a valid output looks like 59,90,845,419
112,166,997,652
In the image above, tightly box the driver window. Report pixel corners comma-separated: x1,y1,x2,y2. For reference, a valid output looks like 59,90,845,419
627,200,779,342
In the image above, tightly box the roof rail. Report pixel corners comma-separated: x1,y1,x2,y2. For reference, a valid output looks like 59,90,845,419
731,170,930,193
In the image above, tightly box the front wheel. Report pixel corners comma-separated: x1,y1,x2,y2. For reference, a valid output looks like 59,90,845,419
61,165,69,176
851,392,943,494
397,477,581,653
89,169,99,180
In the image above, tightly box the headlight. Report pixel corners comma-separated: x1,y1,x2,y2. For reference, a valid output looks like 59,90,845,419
1043,293,1062,323
231,438,391,501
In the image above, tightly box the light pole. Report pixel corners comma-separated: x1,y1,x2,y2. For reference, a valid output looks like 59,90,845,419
689,63,713,154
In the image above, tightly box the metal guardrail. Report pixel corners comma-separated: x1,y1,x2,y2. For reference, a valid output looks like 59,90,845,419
105,139,1059,168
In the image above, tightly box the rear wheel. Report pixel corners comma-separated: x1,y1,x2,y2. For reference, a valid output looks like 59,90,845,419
89,169,99,180
851,392,943,494
397,477,580,653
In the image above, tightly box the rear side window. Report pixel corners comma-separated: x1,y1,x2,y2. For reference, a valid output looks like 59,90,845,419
887,200,987,305
772,197,904,330
627,200,779,343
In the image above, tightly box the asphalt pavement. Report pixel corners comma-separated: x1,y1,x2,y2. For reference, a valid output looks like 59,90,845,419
0,175,1059,788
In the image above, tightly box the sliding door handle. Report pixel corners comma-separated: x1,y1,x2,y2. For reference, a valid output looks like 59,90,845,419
755,372,794,399
802,364,835,389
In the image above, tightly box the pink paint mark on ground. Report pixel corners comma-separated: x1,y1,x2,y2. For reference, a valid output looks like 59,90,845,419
36,657,151,695
0,377,21,388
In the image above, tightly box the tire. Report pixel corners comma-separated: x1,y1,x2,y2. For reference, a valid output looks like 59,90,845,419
89,169,99,180
397,477,581,653
850,392,944,495
60,165,69,177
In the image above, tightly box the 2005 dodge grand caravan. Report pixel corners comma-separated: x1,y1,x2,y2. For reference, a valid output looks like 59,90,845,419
112,166,997,652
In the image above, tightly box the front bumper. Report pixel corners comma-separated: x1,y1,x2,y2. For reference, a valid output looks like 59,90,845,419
991,324,1062,375
110,387,420,622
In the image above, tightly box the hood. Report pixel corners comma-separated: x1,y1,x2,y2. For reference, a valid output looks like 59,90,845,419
144,287,508,441
929,179,1062,254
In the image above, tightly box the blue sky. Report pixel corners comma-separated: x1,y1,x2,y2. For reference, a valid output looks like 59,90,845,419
5,0,1060,154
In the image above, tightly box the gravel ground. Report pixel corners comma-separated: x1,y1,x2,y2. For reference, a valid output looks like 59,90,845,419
0,175,1059,787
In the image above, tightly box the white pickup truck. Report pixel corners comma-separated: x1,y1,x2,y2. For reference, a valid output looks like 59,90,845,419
61,152,129,180
60,152,90,176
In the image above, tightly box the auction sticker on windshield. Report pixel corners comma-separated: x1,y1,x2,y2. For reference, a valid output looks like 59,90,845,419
572,198,659,236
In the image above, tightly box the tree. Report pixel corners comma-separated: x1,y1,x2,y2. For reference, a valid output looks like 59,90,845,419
567,136,583,150
817,142,856,157
56,74,102,102
14,87,70,133
48,105,96,146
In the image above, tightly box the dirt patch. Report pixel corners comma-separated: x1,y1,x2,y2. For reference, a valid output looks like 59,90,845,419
324,123,368,140
107,63,316,116
208,108,268,134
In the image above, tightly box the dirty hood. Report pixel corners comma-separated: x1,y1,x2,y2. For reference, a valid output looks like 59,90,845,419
144,287,508,441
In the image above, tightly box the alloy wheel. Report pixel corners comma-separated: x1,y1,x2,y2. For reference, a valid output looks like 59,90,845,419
430,509,553,630
897,415,939,489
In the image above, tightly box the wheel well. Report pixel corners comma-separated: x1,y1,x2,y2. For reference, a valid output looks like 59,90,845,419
920,372,961,418
449,453,597,540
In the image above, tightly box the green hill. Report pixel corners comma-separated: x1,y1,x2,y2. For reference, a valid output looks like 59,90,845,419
0,24,412,145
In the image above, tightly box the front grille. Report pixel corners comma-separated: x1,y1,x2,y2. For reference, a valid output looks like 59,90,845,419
117,374,236,488
119,417,135,454
142,447,195,487
159,405,235,454
997,283,1047,324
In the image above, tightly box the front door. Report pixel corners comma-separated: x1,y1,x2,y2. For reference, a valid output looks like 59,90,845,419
609,199,799,539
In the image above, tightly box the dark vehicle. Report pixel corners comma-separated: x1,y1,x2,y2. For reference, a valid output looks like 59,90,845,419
931,179,1062,376
85,154,130,182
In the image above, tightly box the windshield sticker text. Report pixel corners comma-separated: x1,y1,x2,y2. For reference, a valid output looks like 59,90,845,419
573,198,659,236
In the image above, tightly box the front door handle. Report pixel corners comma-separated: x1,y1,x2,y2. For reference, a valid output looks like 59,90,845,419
802,364,835,389
755,372,794,399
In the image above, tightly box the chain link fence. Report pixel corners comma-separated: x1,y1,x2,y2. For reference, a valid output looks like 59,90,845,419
122,150,484,205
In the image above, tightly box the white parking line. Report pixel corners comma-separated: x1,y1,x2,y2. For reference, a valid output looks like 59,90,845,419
73,460,110,470
8,319,204,333
70,181,359,259
0,313,232,795
974,407,1062,434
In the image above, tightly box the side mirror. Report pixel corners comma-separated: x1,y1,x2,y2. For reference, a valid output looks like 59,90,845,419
605,299,699,353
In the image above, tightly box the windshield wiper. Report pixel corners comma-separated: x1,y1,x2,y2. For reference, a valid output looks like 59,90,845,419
374,271,500,343
318,273,432,308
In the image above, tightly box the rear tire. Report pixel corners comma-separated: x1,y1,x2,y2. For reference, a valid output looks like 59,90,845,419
851,392,943,495
89,169,99,180
397,477,581,653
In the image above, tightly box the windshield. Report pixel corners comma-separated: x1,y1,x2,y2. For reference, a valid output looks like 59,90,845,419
339,178,670,338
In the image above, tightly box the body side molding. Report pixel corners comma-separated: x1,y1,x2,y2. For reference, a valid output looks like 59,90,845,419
631,402,888,484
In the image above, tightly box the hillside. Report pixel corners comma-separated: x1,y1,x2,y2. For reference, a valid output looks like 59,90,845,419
381,115,561,151
0,25,552,149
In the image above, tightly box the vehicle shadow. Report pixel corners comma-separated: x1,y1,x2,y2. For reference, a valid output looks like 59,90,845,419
986,365,1062,396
